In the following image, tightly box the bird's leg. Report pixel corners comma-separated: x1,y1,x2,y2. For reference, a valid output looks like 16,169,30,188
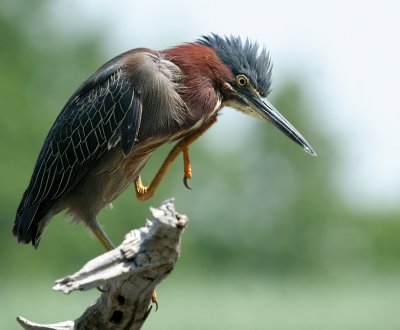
87,219,115,293
179,116,218,188
88,218,115,251
135,116,217,201
134,141,184,201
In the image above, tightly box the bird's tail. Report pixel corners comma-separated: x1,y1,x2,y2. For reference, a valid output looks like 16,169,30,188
13,201,42,248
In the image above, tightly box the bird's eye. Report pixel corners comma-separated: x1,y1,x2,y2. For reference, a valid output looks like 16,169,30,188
236,75,248,88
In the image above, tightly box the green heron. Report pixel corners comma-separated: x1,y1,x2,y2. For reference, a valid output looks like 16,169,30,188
13,34,316,250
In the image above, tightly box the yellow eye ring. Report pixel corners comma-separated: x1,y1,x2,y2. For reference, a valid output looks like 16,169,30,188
236,75,248,88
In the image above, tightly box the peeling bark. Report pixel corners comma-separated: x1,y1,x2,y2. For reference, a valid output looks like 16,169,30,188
16,199,187,330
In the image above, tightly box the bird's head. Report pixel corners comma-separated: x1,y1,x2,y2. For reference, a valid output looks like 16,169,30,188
199,34,316,156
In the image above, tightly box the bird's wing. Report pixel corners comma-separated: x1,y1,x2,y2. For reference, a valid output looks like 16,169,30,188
14,52,143,245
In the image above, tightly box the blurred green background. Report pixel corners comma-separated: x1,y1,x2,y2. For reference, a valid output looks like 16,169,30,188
1,1,400,329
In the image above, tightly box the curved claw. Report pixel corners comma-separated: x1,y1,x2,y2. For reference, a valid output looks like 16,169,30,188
96,286,107,293
183,176,192,190
151,291,159,312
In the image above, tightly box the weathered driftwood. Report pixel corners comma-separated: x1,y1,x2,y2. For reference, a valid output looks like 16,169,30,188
16,199,188,330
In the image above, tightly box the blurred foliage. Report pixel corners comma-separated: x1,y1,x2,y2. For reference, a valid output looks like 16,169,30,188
1,0,400,280
1,1,400,329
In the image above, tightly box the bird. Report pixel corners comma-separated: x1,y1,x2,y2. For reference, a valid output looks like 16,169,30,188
13,34,316,251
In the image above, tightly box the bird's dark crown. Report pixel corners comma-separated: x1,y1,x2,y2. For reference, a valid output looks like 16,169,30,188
198,34,272,97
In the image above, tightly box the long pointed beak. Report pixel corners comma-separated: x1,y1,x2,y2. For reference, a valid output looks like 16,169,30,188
249,96,317,156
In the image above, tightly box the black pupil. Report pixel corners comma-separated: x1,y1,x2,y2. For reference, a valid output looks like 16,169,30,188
239,78,245,86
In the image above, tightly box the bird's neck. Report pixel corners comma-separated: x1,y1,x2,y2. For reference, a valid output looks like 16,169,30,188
163,43,232,123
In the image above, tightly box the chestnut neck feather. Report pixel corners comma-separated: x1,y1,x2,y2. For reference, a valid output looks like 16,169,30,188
163,43,233,124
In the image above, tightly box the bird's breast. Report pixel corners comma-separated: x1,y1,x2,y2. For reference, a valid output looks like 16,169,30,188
183,97,222,133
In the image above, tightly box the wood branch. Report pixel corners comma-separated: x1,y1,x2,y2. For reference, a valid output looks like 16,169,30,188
16,198,188,330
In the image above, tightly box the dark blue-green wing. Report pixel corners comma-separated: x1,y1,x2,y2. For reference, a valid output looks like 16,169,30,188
14,57,142,246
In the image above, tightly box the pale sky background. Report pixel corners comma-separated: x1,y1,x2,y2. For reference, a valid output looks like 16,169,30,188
42,0,400,211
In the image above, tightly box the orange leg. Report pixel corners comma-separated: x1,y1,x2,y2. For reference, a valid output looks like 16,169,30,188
135,117,217,201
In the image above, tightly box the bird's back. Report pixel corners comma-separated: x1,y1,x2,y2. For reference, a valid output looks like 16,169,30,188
13,52,139,247
13,47,194,248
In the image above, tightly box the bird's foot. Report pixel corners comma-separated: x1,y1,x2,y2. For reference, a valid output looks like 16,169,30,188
151,290,159,311
135,176,150,201
182,145,192,189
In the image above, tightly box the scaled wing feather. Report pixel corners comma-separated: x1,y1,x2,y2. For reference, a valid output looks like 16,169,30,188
14,57,142,244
